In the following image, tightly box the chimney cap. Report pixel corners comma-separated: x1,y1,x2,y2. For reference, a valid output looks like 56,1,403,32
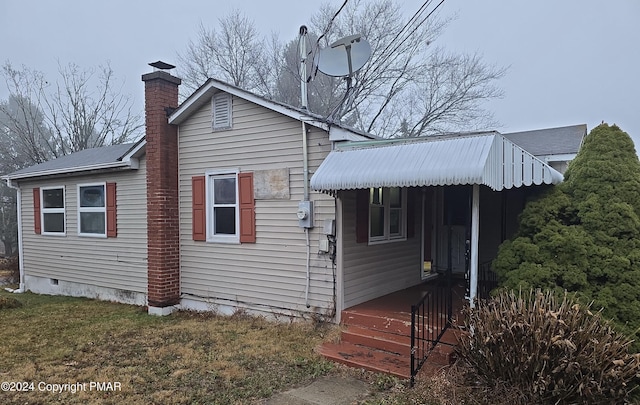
149,61,176,70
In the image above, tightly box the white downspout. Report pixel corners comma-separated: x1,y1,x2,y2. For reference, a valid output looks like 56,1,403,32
469,184,480,307
5,179,24,293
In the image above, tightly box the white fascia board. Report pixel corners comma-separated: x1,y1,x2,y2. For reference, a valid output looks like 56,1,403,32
169,80,329,132
4,161,134,181
540,153,577,163
329,126,373,141
120,139,146,162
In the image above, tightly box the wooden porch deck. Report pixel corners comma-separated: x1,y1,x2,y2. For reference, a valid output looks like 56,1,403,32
343,277,467,323
319,277,468,380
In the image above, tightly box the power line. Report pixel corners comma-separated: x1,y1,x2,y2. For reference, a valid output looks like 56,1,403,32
316,0,349,47
391,0,445,56
376,0,444,60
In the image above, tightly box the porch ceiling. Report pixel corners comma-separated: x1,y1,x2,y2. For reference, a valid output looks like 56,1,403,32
310,132,564,192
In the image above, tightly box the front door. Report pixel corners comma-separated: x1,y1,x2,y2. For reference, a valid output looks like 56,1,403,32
436,186,471,275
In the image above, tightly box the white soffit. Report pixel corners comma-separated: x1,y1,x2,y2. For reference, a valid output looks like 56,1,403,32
310,133,564,192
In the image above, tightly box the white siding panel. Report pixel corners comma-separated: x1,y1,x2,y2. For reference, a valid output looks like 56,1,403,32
178,96,336,315
340,190,422,308
19,159,148,294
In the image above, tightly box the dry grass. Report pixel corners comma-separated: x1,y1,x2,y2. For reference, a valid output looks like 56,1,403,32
0,291,335,404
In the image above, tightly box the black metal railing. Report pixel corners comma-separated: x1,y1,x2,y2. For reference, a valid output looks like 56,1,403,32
477,261,498,300
410,283,451,386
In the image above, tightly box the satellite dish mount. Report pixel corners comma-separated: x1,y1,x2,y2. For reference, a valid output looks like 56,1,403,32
315,34,372,120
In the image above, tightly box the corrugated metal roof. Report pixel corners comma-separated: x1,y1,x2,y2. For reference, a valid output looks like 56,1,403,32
310,133,564,192
503,124,586,156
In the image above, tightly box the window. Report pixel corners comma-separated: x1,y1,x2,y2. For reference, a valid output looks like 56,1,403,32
369,187,407,243
192,172,255,243
41,187,65,235
78,184,106,236
207,171,239,243
212,92,232,130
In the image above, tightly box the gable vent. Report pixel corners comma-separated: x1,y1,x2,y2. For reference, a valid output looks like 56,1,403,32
212,92,232,130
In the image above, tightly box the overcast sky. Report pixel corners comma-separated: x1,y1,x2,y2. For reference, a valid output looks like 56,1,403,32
1,0,638,145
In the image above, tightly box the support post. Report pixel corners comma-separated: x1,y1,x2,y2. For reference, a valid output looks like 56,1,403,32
469,185,480,307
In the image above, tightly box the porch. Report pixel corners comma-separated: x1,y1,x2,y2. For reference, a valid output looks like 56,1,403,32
312,132,563,381
318,276,468,381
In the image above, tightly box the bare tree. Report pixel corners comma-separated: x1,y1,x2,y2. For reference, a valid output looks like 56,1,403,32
0,183,17,256
394,50,505,137
45,63,141,154
177,1,506,137
177,10,280,98
0,66,55,164
0,61,142,256
306,0,505,136
0,61,142,162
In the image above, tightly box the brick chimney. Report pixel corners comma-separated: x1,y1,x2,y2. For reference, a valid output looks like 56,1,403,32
142,63,181,315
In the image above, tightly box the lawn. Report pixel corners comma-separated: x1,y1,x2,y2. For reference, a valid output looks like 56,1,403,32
0,291,336,404
0,290,477,405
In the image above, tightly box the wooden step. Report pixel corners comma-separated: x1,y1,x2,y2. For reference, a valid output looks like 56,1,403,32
341,325,411,355
341,310,412,335
318,341,411,379
428,342,456,366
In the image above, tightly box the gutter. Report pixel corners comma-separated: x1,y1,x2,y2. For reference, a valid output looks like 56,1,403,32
4,179,24,293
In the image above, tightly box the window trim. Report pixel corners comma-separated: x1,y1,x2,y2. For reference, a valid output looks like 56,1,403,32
205,168,240,244
211,92,232,131
77,182,107,238
41,186,66,236
368,187,407,245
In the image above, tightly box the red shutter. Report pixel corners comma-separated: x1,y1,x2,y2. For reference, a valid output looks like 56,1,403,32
192,176,206,241
33,187,41,234
106,182,117,237
238,172,256,243
355,188,368,243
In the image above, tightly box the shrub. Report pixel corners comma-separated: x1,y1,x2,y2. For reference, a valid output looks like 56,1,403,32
493,124,640,347
456,289,640,404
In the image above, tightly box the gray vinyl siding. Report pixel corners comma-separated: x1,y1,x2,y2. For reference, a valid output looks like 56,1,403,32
19,159,148,293
178,95,336,314
340,190,422,309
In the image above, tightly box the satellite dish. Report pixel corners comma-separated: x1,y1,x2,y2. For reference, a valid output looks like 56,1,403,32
316,34,371,77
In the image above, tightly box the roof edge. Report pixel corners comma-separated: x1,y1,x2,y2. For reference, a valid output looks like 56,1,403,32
169,79,329,131
120,138,146,161
3,160,136,182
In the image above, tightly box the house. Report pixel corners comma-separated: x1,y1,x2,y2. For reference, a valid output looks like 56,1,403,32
3,63,584,328
503,124,587,174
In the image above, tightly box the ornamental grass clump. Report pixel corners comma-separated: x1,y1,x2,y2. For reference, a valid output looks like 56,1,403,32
456,289,640,404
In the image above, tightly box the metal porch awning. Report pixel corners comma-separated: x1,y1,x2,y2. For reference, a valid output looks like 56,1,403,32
310,132,564,192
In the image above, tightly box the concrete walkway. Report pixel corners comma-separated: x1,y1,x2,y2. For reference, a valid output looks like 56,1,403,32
261,375,371,405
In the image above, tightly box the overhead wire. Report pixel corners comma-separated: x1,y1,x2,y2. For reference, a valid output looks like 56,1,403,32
315,0,349,47
392,0,445,54
325,0,438,122
375,0,434,59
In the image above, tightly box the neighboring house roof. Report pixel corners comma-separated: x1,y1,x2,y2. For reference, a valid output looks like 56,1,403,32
169,78,375,142
503,124,586,158
3,140,145,181
310,132,564,192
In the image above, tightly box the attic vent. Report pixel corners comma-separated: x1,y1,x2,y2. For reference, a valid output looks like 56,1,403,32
212,92,232,131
